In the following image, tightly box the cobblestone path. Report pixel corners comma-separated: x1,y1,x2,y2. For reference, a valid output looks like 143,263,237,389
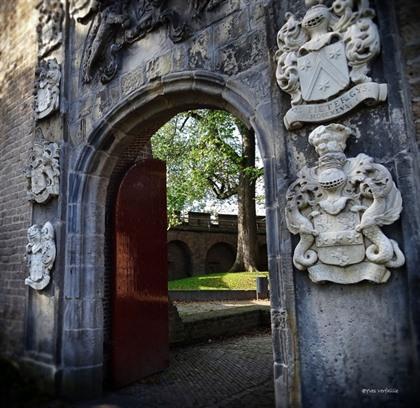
77,329,274,408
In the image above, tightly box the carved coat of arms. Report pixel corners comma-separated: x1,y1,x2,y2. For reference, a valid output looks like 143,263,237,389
26,132,60,204
25,222,56,291
34,59,61,120
285,124,405,284
275,0,387,129
37,0,64,58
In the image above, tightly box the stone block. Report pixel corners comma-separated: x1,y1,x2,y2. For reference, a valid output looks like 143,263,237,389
121,66,145,96
216,30,266,76
188,30,213,70
62,328,103,367
213,10,249,46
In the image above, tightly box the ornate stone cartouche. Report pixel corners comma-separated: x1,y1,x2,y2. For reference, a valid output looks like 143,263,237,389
275,0,386,129
34,59,61,120
25,222,56,290
285,124,405,284
26,130,60,204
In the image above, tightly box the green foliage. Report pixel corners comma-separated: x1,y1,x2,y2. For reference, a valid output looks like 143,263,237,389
168,271,269,291
151,109,262,228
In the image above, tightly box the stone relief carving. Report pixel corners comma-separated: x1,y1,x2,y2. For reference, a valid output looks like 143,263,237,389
275,0,387,129
76,0,223,84
34,59,61,120
37,0,65,58
271,308,288,330
285,124,405,284
25,222,56,291
26,130,60,204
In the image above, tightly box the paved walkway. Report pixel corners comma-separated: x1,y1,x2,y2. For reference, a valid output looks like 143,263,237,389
76,329,274,408
174,300,270,317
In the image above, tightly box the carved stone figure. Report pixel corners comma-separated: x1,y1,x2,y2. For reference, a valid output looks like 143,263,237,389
285,124,405,284
275,0,387,129
34,59,61,120
37,0,65,58
26,131,60,204
25,222,56,291
77,0,223,84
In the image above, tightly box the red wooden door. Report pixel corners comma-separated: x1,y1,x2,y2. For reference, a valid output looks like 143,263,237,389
112,158,168,388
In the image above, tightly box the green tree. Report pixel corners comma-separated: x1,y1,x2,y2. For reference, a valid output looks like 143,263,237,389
151,109,263,272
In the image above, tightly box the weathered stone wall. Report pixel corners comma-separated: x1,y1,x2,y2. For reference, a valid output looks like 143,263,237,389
0,0,418,406
0,0,37,356
397,0,420,142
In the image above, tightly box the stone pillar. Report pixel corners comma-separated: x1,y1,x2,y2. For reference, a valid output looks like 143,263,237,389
274,0,420,406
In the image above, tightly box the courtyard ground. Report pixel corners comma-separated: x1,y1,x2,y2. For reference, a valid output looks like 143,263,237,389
174,299,270,316
75,328,274,408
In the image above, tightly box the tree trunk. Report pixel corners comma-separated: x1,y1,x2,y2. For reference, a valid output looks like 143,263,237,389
230,124,259,272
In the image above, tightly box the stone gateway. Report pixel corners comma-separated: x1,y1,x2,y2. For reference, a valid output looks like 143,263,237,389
0,0,419,407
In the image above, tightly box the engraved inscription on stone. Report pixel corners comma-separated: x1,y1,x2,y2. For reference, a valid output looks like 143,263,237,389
285,124,405,284
275,0,386,129
25,222,56,291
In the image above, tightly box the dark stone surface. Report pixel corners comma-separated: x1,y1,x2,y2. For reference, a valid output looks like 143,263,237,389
75,329,274,408
0,0,417,406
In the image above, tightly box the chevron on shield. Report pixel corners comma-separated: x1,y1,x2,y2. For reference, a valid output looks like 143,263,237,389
297,41,350,103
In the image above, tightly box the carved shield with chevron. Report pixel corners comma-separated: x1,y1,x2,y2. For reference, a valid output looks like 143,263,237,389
297,41,350,102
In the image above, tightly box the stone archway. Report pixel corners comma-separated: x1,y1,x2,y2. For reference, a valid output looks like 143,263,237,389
60,72,290,398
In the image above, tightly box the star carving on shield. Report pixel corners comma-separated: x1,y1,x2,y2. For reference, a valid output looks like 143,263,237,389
318,80,330,93
329,49,342,60
301,60,312,72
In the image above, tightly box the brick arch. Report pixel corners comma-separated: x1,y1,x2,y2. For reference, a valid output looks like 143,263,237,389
205,242,236,274
168,240,193,280
61,72,278,397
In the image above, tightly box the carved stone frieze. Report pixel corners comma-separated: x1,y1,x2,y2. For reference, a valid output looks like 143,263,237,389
34,59,61,120
37,0,64,58
26,130,60,204
285,124,405,284
25,222,56,290
275,0,386,129
76,0,223,84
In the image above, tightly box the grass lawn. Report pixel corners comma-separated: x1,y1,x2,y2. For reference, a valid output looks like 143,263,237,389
168,271,269,291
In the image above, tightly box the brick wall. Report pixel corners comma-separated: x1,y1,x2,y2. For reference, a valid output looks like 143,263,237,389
0,0,37,355
397,0,420,142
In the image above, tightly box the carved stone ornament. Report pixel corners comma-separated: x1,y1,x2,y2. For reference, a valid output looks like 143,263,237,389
34,59,61,120
26,130,60,204
275,0,387,130
25,222,56,291
37,0,65,58
285,124,405,284
76,0,223,84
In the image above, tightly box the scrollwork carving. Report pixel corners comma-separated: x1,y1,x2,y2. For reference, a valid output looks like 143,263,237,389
285,124,405,284
25,222,56,291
